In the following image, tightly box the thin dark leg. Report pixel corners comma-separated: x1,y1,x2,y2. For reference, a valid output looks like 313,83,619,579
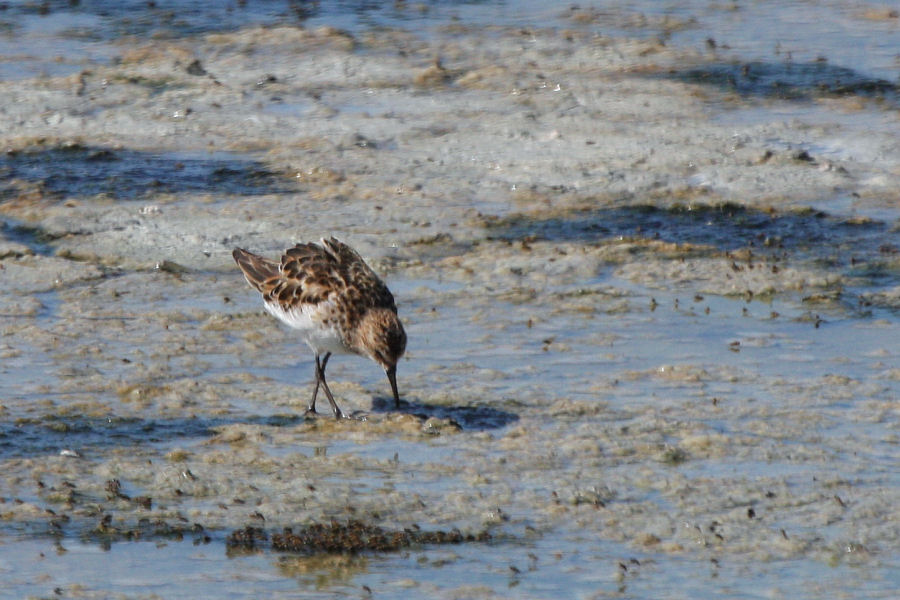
312,352,345,419
306,353,332,415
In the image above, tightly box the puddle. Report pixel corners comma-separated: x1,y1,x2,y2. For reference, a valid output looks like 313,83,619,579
484,202,898,266
0,416,221,460
0,220,56,256
671,60,897,102
0,145,295,201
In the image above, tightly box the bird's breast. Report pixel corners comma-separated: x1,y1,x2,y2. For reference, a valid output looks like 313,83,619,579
263,300,353,355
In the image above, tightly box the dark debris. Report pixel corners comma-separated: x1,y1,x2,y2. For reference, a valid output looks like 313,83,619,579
89,516,197,543
226,525,268,550
227,519,490,555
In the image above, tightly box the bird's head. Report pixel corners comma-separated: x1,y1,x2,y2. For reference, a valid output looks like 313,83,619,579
355,308,406,406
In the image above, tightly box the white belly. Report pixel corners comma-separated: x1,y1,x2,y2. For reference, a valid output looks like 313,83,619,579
263,301,352,356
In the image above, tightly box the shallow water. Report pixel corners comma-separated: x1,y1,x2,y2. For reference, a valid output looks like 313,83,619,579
2,267,898,597
3,1,899,80
0,146,294,200
2,522,898,599
2,1,900,599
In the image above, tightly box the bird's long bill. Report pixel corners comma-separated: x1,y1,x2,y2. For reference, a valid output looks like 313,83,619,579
386,366,400,408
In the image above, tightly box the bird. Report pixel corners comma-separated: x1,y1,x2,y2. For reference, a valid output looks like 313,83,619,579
232,237,406,419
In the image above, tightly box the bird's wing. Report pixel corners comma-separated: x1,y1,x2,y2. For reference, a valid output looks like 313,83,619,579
234,239,395,314
232,248,280,293
269,241,345,307
320,237,397,311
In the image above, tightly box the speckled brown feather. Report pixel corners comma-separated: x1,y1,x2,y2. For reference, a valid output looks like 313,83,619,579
278,238,395,324
232,238,401,355
231,248,280,293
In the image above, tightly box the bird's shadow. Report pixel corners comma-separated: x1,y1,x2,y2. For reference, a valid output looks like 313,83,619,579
369,396,519,431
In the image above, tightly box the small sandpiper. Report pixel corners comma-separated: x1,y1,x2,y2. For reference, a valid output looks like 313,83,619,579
233,237,406,419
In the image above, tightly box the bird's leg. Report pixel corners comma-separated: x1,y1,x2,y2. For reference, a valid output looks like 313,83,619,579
306,353,331,415
311,352,345,419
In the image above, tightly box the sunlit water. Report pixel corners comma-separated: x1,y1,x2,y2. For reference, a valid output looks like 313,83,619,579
2,530,895,599
2,0,899,80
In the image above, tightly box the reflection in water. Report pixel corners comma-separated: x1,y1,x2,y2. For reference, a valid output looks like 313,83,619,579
276,552,370,588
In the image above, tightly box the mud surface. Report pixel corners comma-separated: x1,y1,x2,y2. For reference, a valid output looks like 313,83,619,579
1,1,899,598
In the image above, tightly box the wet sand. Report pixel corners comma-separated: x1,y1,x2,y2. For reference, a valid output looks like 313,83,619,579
1,4,899,598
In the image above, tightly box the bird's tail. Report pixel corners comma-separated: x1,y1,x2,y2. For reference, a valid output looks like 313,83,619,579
232,248,280,292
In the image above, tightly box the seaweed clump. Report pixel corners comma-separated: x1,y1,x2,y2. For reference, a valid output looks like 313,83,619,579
227,519,490,554
226,525,268,550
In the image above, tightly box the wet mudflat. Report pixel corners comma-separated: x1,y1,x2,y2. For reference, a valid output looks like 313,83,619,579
1,1,899,598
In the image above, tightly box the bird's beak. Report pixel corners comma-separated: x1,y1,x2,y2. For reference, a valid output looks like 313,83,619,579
386,365,400,409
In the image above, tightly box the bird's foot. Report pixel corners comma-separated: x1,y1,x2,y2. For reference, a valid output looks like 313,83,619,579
306,407,363,421
332,409,368,421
